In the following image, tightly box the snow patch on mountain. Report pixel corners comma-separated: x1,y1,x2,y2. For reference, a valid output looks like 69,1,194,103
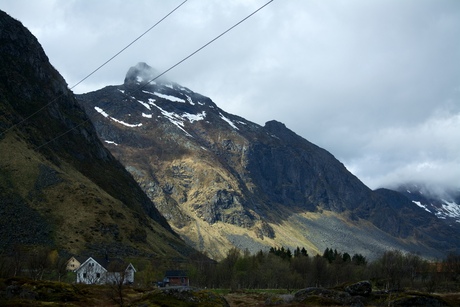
154,92,185,103
111,117,142,128
412,201,432,213
220,113,239,130
148,101,207,136
94,106,142,128
185,95,195,105
441,199,460,222
397,183,460,224
95,106,109,118
179,86,191,93
104,140,119,146
182,111,206,123
137,100,151,110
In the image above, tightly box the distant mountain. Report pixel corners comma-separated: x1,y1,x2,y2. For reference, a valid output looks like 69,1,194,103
0,11,195,259
392,183,460,225
76,62,460,260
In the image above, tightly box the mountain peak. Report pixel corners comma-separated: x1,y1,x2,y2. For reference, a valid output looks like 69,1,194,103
124,62,164,86
264,120,286,130
264,120,305,144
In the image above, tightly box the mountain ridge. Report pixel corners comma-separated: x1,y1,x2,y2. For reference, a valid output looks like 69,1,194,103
76,62,460,260
393,182,460,225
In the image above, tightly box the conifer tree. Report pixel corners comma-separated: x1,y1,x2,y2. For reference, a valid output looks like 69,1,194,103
301,247,308,257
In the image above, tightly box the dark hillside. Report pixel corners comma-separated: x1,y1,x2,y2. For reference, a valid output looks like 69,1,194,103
0,10,193,258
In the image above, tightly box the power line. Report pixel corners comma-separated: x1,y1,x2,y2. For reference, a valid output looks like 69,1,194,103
0,0,188,138
35,118,92,151
69,0,188,91
136,0,275,92
36,0,275,150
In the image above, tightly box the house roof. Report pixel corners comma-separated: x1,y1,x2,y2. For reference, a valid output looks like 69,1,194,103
165,270,188,277
66,256,85,264
126,263,137,272
74,257,108,273
74,256,136,273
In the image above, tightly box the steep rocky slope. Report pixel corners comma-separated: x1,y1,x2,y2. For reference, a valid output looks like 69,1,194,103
0,10,194,258
77,62,460,260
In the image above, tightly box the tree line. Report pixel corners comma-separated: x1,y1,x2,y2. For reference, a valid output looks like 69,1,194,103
187,247,460,293
1,245,459,293
0,245,69,282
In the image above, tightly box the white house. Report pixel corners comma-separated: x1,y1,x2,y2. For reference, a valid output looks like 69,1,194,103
75,257,107,284
74,257,136,285
106,263,137,285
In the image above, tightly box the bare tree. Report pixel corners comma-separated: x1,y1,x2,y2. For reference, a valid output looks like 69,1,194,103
107,261,128,307
443,252,460,282
379,250,405,291
0,255,13,278
404,253,424,288
11,244,25,277
27,247,51,280
55,256,69,282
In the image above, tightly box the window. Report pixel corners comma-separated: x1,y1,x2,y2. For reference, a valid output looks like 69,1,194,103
96,273,100,278
83,273,87,278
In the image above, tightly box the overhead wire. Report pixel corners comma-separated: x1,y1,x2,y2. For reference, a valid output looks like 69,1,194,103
134,0,275,93
34,0,275,151
0,0,189,138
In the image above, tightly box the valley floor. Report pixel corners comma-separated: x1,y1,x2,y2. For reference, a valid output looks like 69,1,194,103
1,278,459,306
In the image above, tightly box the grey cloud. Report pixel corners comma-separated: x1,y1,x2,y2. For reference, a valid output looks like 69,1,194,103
1,0,459,191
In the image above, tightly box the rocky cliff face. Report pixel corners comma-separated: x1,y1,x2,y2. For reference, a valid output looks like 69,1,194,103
0,11,194,258
77,62,460,260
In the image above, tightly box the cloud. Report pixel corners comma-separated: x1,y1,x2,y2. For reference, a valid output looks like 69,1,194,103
1,0,459,191
347,112,460,189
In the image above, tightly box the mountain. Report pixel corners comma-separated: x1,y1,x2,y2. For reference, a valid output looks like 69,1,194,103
392,183,460,225
0,11,195,259
76,62,460,260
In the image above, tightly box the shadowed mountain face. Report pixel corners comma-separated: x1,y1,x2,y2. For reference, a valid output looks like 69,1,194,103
76,62,460,260
0,11,195,259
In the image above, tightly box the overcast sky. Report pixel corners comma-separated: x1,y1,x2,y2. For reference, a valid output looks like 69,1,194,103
2,0,459,191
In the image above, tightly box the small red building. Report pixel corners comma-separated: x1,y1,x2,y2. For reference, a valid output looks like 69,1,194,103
163,270,189,287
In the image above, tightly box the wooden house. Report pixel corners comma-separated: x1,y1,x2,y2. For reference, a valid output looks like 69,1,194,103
65,256,82,271
164,270,189,287
74,256,136,285
75,257,107,284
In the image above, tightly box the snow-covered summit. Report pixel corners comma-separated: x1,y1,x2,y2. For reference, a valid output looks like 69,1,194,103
395,183,460,224
78,63,246,142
